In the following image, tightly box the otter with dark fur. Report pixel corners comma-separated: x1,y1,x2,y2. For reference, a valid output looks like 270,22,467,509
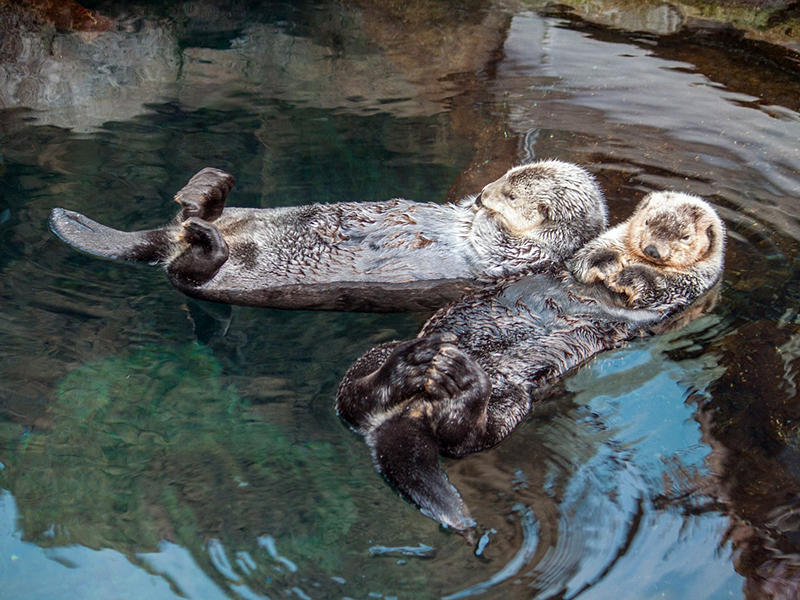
335,194,725,532
49,160,607,312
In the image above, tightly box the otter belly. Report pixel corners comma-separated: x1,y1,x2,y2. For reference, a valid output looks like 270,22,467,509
180,201,482,310
419,272,664,390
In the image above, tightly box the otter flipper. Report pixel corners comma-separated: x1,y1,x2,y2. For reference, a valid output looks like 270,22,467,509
175,167,236,222
368,410,476,532
50,168,235,265
49,208,171,263
336,334,458,430
168,217,229,286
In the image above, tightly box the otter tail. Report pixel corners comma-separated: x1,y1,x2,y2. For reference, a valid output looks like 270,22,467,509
368,410,476,532
49,167,235,264
49,208,173,263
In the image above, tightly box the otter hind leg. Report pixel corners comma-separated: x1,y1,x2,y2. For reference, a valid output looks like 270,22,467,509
49,208,171,263
175,167,236,222
422,341,493,455
168,217,229,287
424,343,492,405
367,409,476,532
337,334,460,430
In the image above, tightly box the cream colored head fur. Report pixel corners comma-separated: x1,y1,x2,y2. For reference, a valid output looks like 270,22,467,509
623,191,725,270
476,159,607,241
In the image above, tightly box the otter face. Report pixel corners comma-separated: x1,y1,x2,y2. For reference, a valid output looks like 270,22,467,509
626,191,722,270
475,170,547,237
473,160,607,240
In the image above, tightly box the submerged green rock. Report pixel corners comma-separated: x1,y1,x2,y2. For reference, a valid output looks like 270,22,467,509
0,343,367,582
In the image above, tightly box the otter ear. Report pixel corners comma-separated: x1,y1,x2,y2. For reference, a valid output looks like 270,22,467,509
637,194,653,212
695,222,717,260
537,203,550,220
706,222,716,247
686,206,705,222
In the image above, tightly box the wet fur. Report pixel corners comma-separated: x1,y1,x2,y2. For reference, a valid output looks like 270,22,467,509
336,196,725,532
569,191,725,312
50,162,607,312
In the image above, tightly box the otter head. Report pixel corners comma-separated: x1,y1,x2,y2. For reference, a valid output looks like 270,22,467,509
626,191,724,270
473,160,607,248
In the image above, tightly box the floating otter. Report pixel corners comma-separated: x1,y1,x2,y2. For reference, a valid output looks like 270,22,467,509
335,193,726,532
49,160,607,312
569,191,725,313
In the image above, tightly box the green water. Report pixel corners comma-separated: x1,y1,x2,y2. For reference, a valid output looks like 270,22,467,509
1,1,800,598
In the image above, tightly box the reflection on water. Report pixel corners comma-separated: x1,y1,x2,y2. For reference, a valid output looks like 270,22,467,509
1,0,800,598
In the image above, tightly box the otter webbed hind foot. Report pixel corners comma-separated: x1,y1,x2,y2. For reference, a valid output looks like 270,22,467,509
168,217,230,286
336,334,459,430
367,409,476,533
49,208,171,263
174,167,235,222
337,334,491,531
421,342,493,453
423,343,491,405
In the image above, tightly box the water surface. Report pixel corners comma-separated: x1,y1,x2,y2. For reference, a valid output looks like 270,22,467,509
1,1,800,598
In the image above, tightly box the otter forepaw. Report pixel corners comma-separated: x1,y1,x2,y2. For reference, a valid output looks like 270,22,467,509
175,168,236,222
609,264,665,307
168,218,229,286
576,248,623,283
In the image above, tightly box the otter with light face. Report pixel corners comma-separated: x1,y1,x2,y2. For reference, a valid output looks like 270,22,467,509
336,193,726,533
569,191,725,312
50,160,607,311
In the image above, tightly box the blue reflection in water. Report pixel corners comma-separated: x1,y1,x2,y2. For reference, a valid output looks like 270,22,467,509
0,490,229,600
441,322,742,598
369,543,437,558
257,535,299,572
444,506,539,599
537,328,739,599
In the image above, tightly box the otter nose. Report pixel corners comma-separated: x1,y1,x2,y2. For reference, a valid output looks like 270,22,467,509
643,244,661,260
474,192,484,208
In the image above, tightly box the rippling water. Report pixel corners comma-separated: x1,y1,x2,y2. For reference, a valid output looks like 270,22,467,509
1,1,800,598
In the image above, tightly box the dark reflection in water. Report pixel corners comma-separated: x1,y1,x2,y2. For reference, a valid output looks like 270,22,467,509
1,1,800,598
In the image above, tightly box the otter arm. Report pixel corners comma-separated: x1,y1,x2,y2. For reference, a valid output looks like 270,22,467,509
569,241,623,283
